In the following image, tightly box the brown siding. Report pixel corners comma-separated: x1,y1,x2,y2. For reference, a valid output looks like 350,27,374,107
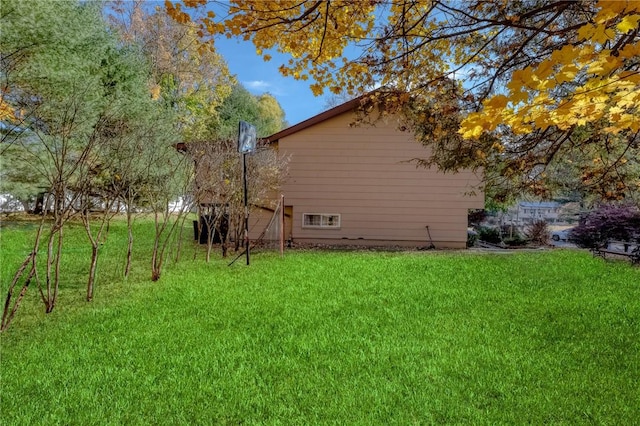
254,110,484,249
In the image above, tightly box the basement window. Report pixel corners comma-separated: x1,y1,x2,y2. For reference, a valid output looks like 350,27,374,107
303,213,341,229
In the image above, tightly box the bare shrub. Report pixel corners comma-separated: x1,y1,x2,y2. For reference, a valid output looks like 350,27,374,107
526,220,550,245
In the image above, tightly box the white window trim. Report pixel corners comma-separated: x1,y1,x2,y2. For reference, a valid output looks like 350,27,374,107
302,213,341,229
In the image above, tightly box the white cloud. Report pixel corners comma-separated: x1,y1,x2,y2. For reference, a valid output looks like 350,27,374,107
244,80,272,90
244,80,288,97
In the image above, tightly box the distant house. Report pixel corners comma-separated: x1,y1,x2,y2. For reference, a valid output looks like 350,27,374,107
249,97,484,249
503,201,563,226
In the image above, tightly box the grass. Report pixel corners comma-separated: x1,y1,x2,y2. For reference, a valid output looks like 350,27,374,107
1,219,639,424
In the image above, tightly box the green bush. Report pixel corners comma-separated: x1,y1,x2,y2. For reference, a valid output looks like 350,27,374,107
477,226,502,244
504,234,528,246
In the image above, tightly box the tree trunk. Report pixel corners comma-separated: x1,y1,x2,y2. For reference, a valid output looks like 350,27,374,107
86,244,99,302
1,252,37,332
44,225,63,314
1,217,46,330
125,206,134,278
151,210,162,281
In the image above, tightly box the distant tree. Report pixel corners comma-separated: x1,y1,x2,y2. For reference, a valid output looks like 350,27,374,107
142,145,194,281
256,93,287,136
111,9,288,266
190,83,287,257
107,0,235,142
108,1,236,279
216,84,287,138
190,139,239,260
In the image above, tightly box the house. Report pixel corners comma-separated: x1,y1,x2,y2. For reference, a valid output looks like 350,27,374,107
249,97,484,249
498,201,565,226
515,201,562,224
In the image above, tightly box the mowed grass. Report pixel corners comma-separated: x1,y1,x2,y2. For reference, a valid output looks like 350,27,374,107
1,219,639,424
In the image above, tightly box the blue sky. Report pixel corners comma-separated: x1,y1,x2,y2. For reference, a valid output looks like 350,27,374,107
214,37,329,127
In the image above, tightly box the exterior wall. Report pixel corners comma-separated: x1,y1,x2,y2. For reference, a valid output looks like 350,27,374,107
268,111,483,248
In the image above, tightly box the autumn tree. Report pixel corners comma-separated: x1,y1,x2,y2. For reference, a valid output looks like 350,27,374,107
108,0,235,142
189,139,239,259
256,93,288,136
169,0,640,203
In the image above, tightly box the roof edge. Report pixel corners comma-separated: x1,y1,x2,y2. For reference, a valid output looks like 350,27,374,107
264,94,367,143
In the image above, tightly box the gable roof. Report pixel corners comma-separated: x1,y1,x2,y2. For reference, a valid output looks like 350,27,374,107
265,95,366,143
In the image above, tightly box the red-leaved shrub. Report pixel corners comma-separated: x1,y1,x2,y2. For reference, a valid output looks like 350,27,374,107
570,204,640,248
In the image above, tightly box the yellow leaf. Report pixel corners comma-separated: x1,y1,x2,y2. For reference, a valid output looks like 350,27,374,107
608,106,625,115
183,0,205,6
458,116,484,139
577,23,594,41
597,0,629,15
550,44,576,64
510,89,529,104
592,23,616,44
484,94,508,109
617,14,640,33
533,114,551,130
510,67,534,88
310,83,323,96
618,113,639,131
553,63,577,83
534,59,554,80
466,125,484,139
619,42,640,59
491,142,505,153
506,78,520,94
150,84,161,100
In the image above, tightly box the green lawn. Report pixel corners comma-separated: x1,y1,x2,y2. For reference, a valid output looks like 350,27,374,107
1,220,639,424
